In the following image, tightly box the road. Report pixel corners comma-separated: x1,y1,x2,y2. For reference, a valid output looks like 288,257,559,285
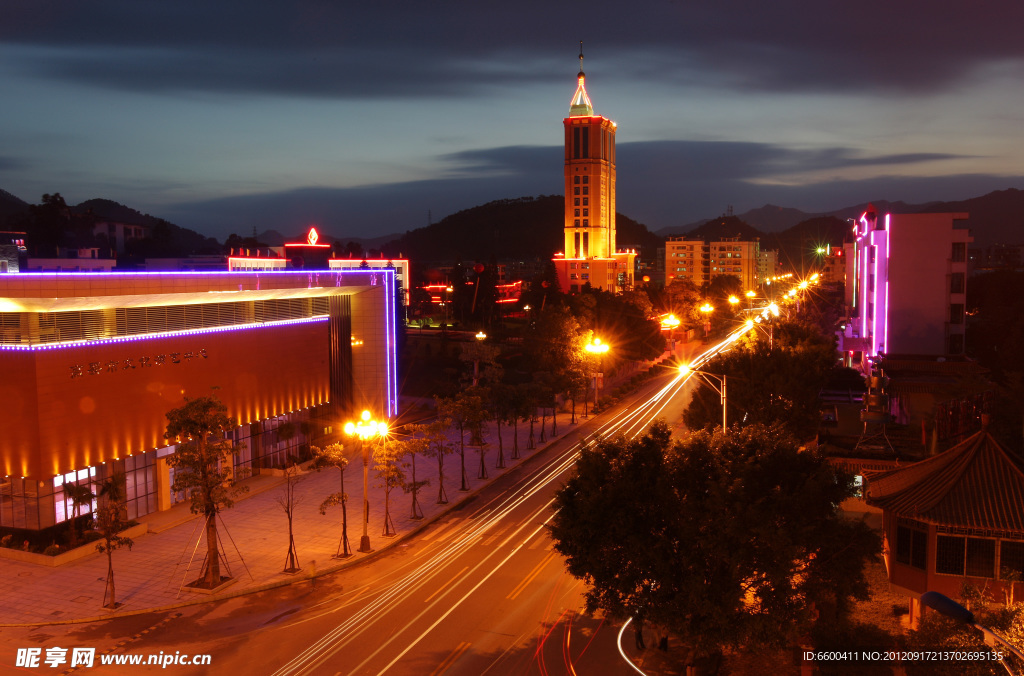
1,331,748,676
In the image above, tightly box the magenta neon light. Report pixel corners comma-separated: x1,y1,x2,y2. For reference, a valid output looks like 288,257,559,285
0,316,329,351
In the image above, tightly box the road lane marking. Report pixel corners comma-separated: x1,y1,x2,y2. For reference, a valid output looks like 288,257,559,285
506,551,557,601
422,566,468,604
430,641,471,676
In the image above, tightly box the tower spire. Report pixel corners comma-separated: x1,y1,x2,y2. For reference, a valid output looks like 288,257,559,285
570,41,594,116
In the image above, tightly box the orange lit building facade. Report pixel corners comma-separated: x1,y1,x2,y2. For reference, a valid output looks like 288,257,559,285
553,53,635,294
0,269,397,530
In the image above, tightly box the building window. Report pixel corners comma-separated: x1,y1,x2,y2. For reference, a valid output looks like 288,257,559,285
948,333,964,354
574,219,580,227
950,303,964,324
583,219,588,226
570,263,577,269
583,198,588,206
895,522,927,570
570,273,578,280
583,209,588,217
574,209,580,217
581,273,589,280
581,263,590,269
574,198,580,206
582,176,589,184
950,273,965,294
1001,541,1024,579
574,187,580,196
952,242,966,262
936,535,996,577
574,176,580,184
582,187,588,195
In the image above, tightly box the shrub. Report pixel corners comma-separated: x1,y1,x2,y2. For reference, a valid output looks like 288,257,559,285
43,544,61,556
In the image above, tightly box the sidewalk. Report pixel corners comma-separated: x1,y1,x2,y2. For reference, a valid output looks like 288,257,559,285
0,409,592,627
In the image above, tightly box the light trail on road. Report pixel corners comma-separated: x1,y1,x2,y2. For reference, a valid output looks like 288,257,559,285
270,325,752,676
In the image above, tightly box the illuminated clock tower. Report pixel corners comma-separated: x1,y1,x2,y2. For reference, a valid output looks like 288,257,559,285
554,45,635,294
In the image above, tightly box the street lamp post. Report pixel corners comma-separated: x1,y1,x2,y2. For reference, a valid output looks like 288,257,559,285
661,314,680,354
699,302,714,341
472,331,486,387
920,591,1024,675
344,410,387,553
585,337,609,412
680,363,727,429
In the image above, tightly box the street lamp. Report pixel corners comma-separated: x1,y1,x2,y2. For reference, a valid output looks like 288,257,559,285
920,591,1024,675
585,337,610,412
680,363,727,429
472,331,487,387
661,314,681,353
699,302,714,341
344,410,388,553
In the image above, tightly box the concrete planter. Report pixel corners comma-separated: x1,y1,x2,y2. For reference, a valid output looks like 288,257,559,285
0,523,148,568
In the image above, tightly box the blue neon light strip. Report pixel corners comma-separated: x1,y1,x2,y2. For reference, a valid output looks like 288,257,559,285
0,316,328,351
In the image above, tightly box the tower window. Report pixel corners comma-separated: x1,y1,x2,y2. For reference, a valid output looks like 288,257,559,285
574,187,580,195
582,198,588,206
582,176,589,184
582,187,589,195
583,219,589,227
574,176,580,185
583,209,588,217
574,198,580,206
574,219,580,227
574,209,580,217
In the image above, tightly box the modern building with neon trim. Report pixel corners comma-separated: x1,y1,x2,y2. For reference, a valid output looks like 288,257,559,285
0,267,398,530
839,205,971,365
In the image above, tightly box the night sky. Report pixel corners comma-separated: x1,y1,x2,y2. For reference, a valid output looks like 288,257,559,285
3,1,1024,240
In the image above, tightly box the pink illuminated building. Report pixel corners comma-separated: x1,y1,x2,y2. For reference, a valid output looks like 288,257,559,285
840,207,972,363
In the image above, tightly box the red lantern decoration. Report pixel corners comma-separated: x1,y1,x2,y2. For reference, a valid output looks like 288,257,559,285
473,263,485,274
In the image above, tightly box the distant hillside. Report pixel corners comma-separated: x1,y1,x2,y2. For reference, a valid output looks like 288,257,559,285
73,198,165,227
0,189,29,224
380,195,663,265
912,188,1024,247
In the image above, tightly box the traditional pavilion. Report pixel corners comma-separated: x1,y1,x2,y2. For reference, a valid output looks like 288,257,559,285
865,420,1024,627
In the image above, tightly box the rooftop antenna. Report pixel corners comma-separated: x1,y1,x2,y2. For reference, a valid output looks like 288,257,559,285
578,41,584,76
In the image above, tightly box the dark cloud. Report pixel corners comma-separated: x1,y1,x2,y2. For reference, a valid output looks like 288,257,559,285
157,140,1005,241
0,156,30,172
5,1,1024,97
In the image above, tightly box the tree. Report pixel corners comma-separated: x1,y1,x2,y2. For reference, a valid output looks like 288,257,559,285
683,317,838,439
549,422,878,668
374,437,405,537
414,417,454,505
164,396,247,588
275,464,304,573
94,472,133,609
400,434,429,519
509,382,533,460
310,443,352,558
64,481,95,549
440,391,487,491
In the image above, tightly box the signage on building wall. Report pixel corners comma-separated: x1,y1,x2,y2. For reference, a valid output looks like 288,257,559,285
69,349,208,379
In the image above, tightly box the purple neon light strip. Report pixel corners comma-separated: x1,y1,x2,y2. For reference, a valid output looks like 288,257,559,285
872,231,880,356
883,216,890,354
0,316,328,351
384,268,398,418
6,269,390,278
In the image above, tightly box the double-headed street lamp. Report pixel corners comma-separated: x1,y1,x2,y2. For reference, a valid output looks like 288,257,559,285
585,337,610,412
680,363,727,430
344,410,387,553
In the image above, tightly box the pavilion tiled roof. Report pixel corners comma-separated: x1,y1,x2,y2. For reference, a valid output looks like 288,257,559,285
864,427,1024,532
